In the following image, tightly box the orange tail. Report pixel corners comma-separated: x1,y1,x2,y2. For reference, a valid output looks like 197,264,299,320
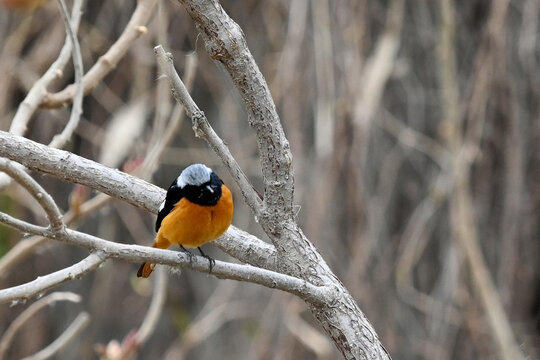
137,233,170,278
137,262,155,278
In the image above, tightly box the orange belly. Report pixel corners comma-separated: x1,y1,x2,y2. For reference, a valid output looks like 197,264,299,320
158,184,233,248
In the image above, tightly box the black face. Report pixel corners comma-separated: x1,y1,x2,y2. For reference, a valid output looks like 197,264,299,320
183,172,223,206
155,172,224,232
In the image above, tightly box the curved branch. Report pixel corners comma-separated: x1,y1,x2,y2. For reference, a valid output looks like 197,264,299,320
0,218,333,306
0,252,107,304
0,159,63,231
48,0,85,149
0,193,112,278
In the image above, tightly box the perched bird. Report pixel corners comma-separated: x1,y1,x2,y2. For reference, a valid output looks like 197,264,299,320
137,164,234,278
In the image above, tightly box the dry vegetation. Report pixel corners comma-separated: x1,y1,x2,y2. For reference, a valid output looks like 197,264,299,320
0,0,538,359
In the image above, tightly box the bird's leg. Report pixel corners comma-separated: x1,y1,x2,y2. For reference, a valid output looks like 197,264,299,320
197,247,215,273
180,245,194,266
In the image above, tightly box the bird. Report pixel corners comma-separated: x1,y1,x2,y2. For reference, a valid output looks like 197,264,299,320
137,164,234,278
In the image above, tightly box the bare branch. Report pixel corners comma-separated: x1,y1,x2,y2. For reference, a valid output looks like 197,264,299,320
48,0,84,149
165,2,392,358
138,55,198,179
0,211,50,235
0,207,332,306
0,130,162,213
0,252,107,304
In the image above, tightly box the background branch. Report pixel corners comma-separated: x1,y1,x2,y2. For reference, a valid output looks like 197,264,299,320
47,0,84,149
0,292,83,359
39,0,158,109
21,311,90,360
9,0,83,136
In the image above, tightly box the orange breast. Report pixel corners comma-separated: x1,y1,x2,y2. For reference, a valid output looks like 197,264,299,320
157,184,233,248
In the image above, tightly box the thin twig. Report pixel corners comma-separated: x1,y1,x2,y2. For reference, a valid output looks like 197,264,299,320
48,0,85,149
135,266,167,345
21,311,90,360
137,54,197,179
0,292,82,359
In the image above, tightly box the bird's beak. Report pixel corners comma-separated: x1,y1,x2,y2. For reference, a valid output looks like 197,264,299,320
206,185,214,193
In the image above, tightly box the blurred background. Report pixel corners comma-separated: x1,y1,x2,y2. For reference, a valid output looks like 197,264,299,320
0,0,539,359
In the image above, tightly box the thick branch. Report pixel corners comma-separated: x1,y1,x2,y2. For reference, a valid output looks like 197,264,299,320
177,0,294,219
169,2,392,358
0,221,333,306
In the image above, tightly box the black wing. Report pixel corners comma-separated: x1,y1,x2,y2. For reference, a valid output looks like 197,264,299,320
155,180,184,232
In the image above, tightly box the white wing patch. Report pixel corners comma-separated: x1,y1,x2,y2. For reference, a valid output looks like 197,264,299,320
158,200,165,212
